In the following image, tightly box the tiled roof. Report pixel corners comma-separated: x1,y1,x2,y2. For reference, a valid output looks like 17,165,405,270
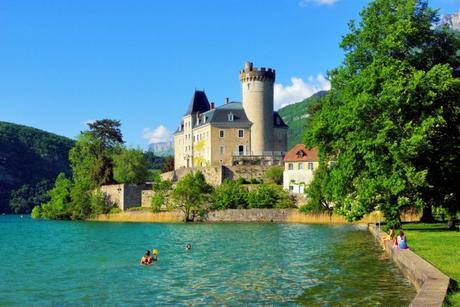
284,144,318,162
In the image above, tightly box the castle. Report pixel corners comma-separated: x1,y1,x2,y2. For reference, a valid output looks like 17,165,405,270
173,62,288,169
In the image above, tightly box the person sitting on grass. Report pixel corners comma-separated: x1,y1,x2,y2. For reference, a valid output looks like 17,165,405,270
140,250,152,265
396,231,409,250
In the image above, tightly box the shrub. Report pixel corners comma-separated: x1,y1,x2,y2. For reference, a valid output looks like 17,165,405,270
151,178,172,213
109,207,122,214
247,184,295,209
31,205,41,218
265,166,284,185
90,190,113,215
211,180,249,210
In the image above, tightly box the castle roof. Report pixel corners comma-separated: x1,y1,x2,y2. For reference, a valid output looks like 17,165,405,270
184,90,211,116
196,102,252,129
284,144,318,162
273,112,288,128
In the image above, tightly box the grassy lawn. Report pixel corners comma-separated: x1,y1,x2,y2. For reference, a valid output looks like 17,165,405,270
402,223,460,306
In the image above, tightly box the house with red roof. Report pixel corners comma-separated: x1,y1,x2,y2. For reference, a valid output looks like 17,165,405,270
283,144,319,194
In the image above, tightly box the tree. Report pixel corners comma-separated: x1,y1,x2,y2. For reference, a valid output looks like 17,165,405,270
113,148,149,184
39,173,72,219
170,172,212,221
305,0,460,227
162,156,174,173
151,178,172,212
87,119,124,149
247,184,294,209
265,166,284,185
301,163,334,214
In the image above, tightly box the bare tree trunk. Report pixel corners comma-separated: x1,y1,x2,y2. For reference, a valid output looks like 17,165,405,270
420,206,435,223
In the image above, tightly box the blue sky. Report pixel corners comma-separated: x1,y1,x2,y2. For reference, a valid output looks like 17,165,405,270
1,0,458,148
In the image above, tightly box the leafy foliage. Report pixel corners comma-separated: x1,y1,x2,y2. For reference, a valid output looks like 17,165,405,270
211,180,249,210
264,166,284,185
151,178,172,213
0,121,74,213
301,163,334,214
247,184,294,209
162,156,174,173
113,148,149,184
305,0,460,226
87,119,123,149
170,172,213,221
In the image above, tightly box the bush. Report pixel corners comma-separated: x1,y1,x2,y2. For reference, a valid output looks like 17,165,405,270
109,207,122,214
151,178,172,213
265,166,284,185
31,205,41,218
247,184,295,209
113,148,149,184
90,190,113,215
211,180,249,210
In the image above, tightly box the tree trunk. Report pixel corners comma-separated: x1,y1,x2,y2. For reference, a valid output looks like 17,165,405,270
420,206,435,223
447,216,457,230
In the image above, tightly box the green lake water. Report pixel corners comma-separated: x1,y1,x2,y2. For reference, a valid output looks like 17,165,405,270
0,215,415,306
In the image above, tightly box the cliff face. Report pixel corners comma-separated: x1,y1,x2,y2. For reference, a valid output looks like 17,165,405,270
0,121,74,213
439,9,460,30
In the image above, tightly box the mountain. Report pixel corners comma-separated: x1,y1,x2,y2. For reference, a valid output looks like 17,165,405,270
278,91,328,149
439,9,460,30
148,141,173,157
0,121,74,213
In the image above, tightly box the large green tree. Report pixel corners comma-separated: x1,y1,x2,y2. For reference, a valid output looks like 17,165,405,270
170,172,212,221
305,0,460,227
113,148,149,184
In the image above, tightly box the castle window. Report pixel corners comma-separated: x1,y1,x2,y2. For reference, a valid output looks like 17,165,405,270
288,163,294,170
238,130,244,138
247,83,251,90
228,113,234,121
219,130,224,138
220,145,225,155
298,163,303,170
308,162,314,170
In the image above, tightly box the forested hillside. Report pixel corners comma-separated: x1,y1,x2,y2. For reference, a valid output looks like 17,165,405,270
0,122,74,213
278,91,327,148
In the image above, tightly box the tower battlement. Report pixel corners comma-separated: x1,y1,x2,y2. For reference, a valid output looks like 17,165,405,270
239,62,276,82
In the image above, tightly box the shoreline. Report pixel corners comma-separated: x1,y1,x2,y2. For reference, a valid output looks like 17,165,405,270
90,208,385,224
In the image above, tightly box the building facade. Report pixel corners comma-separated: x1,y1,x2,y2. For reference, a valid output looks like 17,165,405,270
174,62,288,169
283,144,319,194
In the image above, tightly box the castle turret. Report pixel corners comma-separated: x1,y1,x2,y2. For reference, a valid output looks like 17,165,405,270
240,61,275,155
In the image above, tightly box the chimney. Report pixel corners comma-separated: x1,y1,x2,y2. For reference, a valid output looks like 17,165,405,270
224,97,229,104
210,102,215,109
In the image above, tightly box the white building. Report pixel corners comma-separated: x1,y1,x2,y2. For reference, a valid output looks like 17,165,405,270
283,144,319,194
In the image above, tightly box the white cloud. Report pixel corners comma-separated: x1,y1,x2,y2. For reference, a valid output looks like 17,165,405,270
274,74,330,109
299,0,338,7
142,125,172,144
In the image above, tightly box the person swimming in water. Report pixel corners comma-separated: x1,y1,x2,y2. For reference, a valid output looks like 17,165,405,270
185,243,191,251
152,249,158,261
140,250,152,265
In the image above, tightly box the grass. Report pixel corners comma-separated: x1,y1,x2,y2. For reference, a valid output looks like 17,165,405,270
402,223,460,306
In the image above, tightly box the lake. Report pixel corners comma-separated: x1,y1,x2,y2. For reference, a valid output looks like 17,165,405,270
0,215,415,305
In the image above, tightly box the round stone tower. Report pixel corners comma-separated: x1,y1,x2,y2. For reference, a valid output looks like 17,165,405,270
240,61,275,155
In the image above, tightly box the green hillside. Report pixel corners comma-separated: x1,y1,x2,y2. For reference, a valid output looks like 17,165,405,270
278,91,327,148
0,122,75,214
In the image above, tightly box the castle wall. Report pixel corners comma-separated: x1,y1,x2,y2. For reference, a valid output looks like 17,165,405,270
210,126,250,166
192,125,212,167
174,132,185,169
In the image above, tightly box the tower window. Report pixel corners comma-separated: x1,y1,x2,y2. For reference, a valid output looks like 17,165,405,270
219,130,224,138
247,83,251,90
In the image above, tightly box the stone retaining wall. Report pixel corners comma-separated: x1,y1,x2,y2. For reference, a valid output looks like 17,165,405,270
368,224,450,307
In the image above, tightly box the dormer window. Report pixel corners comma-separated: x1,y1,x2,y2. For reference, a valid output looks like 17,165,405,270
228,113,234,121
296,151,305,158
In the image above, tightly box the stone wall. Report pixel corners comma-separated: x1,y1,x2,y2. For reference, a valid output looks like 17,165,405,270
141,190,153,208
100,184,145,211
368,224,450,307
